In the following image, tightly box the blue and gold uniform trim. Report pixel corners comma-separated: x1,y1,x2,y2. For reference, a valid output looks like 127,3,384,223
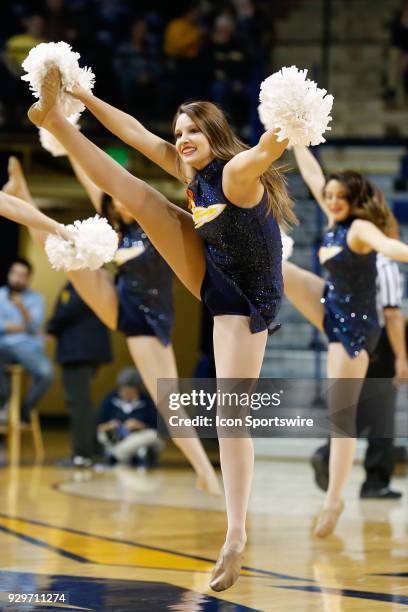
186,188,226,229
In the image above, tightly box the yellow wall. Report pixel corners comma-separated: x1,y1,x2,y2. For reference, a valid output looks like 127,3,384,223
19,224,201,416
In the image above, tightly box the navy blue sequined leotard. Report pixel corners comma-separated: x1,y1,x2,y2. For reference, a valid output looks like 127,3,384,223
320,219,380,357
115,222,174,345
188,159,283,334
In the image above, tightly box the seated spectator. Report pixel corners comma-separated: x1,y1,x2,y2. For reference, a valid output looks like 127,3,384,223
0,13,46,126
206,14,250,124
0,258,53,423
4,13,45,67
113,18,162,117
97,368,163,466
385,0,408,106
163,3,206,104
47,281,112,468
164,4,203,60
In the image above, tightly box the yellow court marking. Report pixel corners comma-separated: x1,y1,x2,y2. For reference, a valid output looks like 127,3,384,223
0,516,258,577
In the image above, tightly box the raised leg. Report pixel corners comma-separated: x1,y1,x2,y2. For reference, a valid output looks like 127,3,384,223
28,69,206,298
282,261,325,331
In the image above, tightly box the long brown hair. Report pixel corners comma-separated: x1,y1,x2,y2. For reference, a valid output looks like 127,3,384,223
325,171,399,238
172,101,297,230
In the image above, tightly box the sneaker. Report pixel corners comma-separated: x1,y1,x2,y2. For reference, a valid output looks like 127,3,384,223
311,451,329,492
360,486,402,500
56,455,93,468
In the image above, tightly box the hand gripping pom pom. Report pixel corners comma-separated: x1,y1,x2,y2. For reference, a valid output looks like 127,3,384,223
280,229,294,261
21,41,95,117
39,113,80,157
258,66,334,147
45,216,118,271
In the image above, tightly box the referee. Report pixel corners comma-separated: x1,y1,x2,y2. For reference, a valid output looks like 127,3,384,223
312,254,408,499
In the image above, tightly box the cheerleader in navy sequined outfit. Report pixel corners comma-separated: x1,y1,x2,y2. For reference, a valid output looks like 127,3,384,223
187,158,284,335
3,155,221,497
284,145,408,538
30,71,298,592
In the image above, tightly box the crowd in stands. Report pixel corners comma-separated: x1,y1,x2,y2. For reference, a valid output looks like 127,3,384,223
0,0,273,139
2,1,408,135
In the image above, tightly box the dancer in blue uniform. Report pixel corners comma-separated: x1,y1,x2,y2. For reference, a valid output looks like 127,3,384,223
27,69,296,592
284,145,408,537
3,156,221,497
69,160,175,346
187,157,284,335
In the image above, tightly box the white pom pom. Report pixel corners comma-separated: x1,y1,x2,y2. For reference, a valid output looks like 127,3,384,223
39,113,80,157
45,216,118,271
21,41,95,117
258,66,334,147
73,216,119,270
280,229,294,261
45,232,78,270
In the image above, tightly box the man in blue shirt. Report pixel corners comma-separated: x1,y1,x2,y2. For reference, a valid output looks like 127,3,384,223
0,258,53,422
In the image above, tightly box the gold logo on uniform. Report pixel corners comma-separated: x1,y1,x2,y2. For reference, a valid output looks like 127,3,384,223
186,188,226,228
192,204,227,228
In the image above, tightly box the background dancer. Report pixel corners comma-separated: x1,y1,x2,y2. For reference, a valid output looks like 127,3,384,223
312,252,408,500
283,144,408,537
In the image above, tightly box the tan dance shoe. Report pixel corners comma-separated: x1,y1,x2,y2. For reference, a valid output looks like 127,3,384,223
209,545,245,592
314,500,345,538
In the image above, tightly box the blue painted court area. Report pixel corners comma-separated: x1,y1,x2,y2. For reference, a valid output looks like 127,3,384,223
0,571,262,612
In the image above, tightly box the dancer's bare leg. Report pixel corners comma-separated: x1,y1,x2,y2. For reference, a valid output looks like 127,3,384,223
283,261,369,536
314,343,368,538
209,315,268,591
3,156,119,330
283,261,325,330
127,336,221,495
28,68,206,299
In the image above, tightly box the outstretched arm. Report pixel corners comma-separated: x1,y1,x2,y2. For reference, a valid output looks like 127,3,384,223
223,130,287,206
0,191,64,236
293,145,330,218
350,219,408,262
71,86,180,179
68,155,103,212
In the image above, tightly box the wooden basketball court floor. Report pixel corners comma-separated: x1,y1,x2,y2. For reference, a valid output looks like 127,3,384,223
0,437,408,611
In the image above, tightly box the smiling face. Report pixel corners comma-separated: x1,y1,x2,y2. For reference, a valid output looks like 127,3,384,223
174,113,213,170
323,179,351,222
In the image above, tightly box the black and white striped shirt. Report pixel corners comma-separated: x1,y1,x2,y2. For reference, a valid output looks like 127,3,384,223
376,254,404,327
